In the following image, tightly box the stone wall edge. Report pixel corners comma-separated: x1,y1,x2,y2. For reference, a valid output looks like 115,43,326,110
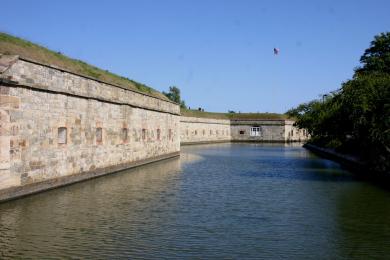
0,81,180,116
15,56,178,106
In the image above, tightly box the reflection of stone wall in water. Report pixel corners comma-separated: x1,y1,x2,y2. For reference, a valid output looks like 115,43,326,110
180,152,204,164
0,156,182,250
0,55,180,201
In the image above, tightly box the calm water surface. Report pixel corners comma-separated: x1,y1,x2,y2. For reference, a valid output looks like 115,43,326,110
1,143,390,259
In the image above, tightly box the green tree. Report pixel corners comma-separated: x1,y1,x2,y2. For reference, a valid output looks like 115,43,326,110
286,93,345,145
163,86,187,108
286,32,390,173
338,74,390,172
355,32,390,76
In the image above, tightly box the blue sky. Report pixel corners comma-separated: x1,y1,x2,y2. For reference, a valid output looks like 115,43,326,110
1,0,389,113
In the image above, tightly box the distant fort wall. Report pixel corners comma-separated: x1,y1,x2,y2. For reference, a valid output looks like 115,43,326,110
180,118,308,144
180,116,231,144
231,119,307,142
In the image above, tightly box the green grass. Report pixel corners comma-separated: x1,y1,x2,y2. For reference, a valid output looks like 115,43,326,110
0,32,169,101
181,108,290,120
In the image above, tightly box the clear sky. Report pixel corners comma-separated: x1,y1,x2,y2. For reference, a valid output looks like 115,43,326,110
1,0,389,113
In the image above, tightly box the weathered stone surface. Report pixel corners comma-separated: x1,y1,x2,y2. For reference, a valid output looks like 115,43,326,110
0,95,20,109
181,118,308,144
0,169,20,190
180,117,231,144
0,58,180,195
231,119,308,142
0,55,19,73
0,84,180,190
2,59,179,115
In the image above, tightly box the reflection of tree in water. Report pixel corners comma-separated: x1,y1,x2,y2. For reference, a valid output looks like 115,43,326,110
335,184,390,258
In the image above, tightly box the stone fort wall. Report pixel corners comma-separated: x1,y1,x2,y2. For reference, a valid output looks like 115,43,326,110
0,56,180,201
180,116,231,144
0,54,308,202
180,118,308,144
231,119,308,142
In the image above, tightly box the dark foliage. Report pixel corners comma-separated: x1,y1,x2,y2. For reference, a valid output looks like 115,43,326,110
287,32,390,173
163,86,187,108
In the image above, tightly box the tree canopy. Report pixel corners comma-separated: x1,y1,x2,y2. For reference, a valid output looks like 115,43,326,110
163,86,187,108
355,32,390,76
287,32,390,174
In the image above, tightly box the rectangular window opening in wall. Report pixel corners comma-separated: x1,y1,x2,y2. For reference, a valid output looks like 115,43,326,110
195,130,198,135
58,127,67,144
121,128,128,142
210,130,212,135
169,129,172,140
96,127,103,143
157,129,161,140
142,129,146,141
250,127,261,137
203,130,205,135
239,130,245,135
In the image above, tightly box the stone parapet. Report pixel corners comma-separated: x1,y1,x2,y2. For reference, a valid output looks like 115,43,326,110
0,56,179,115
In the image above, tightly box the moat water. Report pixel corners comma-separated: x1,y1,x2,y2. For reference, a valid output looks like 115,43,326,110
1,143,390,259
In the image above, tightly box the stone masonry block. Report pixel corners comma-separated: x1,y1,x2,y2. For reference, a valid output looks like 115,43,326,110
0,95,20,109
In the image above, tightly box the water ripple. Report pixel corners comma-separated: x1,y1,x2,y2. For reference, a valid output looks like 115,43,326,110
1,144,390,259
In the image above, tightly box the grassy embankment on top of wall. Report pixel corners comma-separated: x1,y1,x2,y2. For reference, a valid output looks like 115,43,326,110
0,32,170,101
181,108,290,120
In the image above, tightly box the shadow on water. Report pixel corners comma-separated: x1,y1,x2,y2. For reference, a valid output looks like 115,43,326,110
185,143,358,183
241,157,358,183
335,183,390,258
